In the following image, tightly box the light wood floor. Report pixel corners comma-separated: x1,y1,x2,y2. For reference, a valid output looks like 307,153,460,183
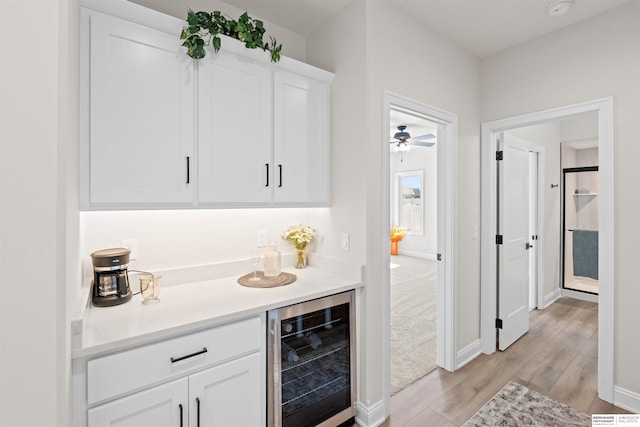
379,297,629,426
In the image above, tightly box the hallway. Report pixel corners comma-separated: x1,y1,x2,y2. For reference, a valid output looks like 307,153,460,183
382,298,629,426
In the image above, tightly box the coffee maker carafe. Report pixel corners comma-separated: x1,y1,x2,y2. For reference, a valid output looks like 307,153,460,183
91,248,133,307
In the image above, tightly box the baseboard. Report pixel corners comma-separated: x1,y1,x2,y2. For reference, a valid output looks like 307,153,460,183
355,399,386,427
397,250,437,260
560,288,598,303
457,339,482,369
613,386,640,413
542,288,562,308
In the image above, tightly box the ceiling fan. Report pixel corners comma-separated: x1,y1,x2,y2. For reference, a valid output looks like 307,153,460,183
390,125,436,154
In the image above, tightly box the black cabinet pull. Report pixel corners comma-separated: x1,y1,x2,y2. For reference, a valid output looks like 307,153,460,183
170,347,207,363
196,397,201,427
278,164,283,187
186,156,190,184
265,163,269,187
179,404,184,427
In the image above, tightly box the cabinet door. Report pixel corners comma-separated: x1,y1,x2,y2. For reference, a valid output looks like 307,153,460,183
189,353,263,427
273,71,330,205
198,52,272,206
87,12,195,207
88,378,188,427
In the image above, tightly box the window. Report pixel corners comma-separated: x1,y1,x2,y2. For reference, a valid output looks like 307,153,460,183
395,170,424,235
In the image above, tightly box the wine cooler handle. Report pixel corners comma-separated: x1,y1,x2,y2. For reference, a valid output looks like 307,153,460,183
178,404,184,427
278,164,283,187
196,397,201,427
267,312,282,427
265,163,270,187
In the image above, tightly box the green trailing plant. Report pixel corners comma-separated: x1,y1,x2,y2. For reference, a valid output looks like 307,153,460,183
180,10,282,63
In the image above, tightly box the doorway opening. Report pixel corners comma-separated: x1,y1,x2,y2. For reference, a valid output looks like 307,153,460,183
381,91,458,413
560,135,600,301
389,107,438,394
481,97,614,402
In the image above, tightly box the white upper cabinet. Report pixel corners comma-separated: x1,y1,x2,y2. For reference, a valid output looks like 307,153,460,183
273,70,330,205
197,52,273,206
83,10,195,209
81,5,333,210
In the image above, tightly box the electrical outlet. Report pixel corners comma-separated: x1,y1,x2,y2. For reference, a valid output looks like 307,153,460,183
341,233,350,251
257,230,267,247
122,239,138,260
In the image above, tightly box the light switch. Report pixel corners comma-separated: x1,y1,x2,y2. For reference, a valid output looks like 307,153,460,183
341,233,350,251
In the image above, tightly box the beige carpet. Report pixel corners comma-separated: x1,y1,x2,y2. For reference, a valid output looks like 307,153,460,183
390,256,437,395
463,381,592,426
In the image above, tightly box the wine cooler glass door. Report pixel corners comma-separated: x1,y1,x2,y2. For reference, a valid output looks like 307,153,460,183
268,291,356,427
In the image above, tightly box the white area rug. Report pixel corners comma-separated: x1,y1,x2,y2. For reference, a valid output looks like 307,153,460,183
390,256,437,395
463,381,592,427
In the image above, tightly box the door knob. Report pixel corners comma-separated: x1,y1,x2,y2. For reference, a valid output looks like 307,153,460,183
525,242,533,250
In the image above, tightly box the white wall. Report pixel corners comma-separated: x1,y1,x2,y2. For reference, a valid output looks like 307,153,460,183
365,0,481,355
305,0,481,416
80,208,333,282
0,1,79,426
481,0,640,398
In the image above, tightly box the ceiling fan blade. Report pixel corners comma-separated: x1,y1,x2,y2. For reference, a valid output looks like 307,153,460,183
413,141,436,147
413,133,436,141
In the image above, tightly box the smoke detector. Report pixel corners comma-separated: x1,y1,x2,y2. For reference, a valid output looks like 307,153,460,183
547,0,573,17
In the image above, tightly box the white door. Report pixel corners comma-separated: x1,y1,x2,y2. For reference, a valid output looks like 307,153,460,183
88,378,187,427
498,133,531,351
189,353,262,427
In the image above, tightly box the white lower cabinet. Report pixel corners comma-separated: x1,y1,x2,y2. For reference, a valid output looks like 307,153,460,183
88,353,261,427
88,378,187,427
189,353,262,427
77,315,265,427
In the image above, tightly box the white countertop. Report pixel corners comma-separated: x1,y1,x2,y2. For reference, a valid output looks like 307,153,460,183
72,258,363,360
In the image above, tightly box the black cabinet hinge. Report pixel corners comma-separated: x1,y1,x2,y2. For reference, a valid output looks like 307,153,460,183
496,151,503,161
496,318,503,329
496,235,503,245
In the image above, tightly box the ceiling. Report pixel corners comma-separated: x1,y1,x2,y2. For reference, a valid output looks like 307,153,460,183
135,0,634,57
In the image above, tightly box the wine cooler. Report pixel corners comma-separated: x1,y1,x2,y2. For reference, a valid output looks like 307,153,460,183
267,290,356,427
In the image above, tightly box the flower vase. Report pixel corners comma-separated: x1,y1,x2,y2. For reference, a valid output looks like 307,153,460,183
295,249,308,269
390,240,399,256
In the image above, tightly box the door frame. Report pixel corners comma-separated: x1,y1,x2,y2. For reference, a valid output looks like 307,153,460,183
382,91,458,407
480,97,614,402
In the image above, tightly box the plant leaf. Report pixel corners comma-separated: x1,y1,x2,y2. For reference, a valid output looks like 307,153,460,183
212,36,221,52
187,9,198,26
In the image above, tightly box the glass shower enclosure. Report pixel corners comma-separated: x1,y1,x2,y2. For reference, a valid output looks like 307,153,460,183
562,166,599,294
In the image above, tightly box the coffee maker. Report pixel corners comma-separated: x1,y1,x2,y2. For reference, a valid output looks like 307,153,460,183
91,248,133,307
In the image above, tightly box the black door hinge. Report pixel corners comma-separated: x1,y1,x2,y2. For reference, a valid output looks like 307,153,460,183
495,318,503,329
496,235,503,245
496,151,503,161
